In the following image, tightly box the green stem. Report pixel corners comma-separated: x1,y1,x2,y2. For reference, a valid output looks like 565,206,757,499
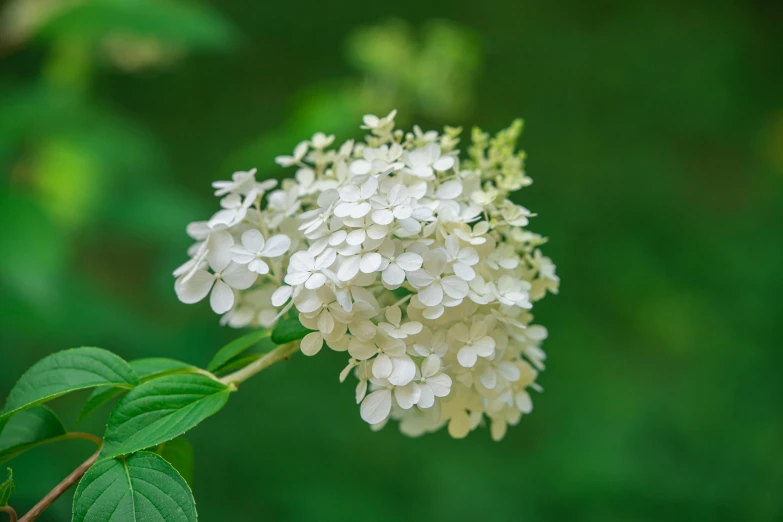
63,432,103,447
18,438,102,522
220,341,300,386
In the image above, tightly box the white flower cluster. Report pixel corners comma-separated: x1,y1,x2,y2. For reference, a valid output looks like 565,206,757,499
174,111,559,440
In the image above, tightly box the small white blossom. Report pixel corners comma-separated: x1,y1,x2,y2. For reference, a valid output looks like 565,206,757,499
403,143,454,178
378,306,422,339
175,231,257,314
377,239,423,288
284,248,337,289
212,168,258,196
230,230,291,275
449,319,496,368
407,250,469,307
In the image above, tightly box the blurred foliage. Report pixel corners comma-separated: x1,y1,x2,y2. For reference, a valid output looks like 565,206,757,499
1,0,782,521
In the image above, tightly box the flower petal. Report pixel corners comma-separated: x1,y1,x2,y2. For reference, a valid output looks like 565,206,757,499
359,253,382,273
417,283,443,307
361,389,392,424
271,285,293,306
417,385,435,409
388,356,416,386
222,262,257,289
348,339,377,360
241,229,265,251
337,255,361,281
457,346,478,367
473,336,496,357
395,252,423,272
210,280,235,314
382,264,406,287
394,382,421,410
305,272,327,289
373,354,393,379
175,271,214,304
441,276,469,299
427,373,452,397
421,354,440,377
260,234,291,257
206,231,234,272
436,180,462,199
301,332,324,356
371,208,394,225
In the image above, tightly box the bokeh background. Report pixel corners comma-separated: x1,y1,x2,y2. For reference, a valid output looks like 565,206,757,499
1,0,782,520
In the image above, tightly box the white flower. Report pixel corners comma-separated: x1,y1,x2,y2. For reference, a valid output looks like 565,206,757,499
412,329,449,358
284,248,336,289
212,168,258,196
175,231,257,313
487,244,520,270
449,319,496,368
403,143,455,178
493,275,532,308
369,184,412,225
275,141,309,167
348,334,416,386
377,239,423,288
209,190,258,228
341,215,388,247
310,132,335,149
453,221,490,245
501,202,532,227
443,235,479,281
361,109,397,135
230,230,291,275
378,306,422,339
334,177,378,219
416,355,452,408
407,250,469,307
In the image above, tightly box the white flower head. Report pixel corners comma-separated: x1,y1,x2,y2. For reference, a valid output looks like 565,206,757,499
175,113,557,440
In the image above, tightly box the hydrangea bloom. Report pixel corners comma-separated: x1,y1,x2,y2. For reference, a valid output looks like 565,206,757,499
174,111,559,440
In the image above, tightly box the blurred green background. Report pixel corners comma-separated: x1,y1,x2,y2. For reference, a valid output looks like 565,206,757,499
1,0,782,520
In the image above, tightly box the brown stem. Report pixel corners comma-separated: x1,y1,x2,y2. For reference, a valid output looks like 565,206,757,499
1,506,18,522
19,447,101,522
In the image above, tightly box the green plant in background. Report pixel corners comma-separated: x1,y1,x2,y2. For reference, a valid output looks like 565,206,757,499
1,111,557,520
0,0,236,312
229,19,481,178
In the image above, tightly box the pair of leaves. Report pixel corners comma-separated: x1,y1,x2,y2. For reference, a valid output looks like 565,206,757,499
0,348,138,435
73,452,196,522
1,348,226,467
79,358,196,421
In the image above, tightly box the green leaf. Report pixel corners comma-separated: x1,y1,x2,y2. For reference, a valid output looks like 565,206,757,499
73,452,196,522
0,348,138,433
78,358,196,422
0,469,13,508
271,317,313,345
131,358,196,380
210,353,263,375
0,406,67,465
207,330,272,372
154,438,194,486
76,387,125,424
101,374,231,459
